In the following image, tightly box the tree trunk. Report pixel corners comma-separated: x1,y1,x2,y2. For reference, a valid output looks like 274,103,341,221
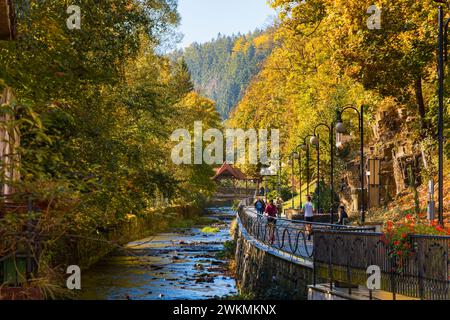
414,77,427,129
0,0,15,40
0,86,20,197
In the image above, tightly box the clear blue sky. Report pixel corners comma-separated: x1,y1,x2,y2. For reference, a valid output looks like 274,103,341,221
177,0,275,48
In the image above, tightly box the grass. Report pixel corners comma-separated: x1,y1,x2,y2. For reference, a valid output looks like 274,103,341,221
225,292,255,300
366,163,450,225
201,226,220,234
282,180,317,208
216,240,236,260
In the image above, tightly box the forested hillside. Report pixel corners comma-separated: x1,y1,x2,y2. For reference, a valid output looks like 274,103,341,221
172,29,275,118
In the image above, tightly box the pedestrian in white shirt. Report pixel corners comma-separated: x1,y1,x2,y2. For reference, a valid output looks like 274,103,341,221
302,195,315,240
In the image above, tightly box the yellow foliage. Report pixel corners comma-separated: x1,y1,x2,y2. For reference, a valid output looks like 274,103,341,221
253,34,271,50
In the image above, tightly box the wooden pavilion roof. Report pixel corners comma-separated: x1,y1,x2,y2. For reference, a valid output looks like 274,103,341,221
212,163,248,181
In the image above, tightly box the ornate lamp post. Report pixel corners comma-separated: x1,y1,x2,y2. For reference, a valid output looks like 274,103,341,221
276,155,285,199
310,123,335,224
336,105,366,224
260,163,278,202
434,0,448,227
300,135,314,198
289,151,300,209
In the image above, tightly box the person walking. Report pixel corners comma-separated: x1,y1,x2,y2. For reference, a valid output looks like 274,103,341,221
276,197,283,218
264,199,278,244
259,186,265,196
302,195,315,241
337,204,349,225
254,198,266,215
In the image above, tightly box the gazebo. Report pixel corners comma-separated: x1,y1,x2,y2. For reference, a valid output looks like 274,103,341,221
0,0,15,41
213,163,257,196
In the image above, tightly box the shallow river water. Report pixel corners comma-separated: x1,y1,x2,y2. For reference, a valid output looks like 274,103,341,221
79,207,238,300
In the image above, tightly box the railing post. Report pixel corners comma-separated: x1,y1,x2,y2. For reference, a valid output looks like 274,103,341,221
313,248,317,287
347,262,352,295
328,237,333,292
26,196,34,280
415,237,425,300
390,255,397,301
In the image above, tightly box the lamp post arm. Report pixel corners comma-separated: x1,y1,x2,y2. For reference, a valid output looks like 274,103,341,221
313,123,331,136
336,104,366,224
338,105,362,131
303,135,314,145
302,135,314,196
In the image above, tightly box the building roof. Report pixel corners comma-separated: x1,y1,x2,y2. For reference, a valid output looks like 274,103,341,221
213,163,247,181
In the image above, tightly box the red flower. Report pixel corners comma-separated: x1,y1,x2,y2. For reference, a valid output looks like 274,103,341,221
435,226,445,233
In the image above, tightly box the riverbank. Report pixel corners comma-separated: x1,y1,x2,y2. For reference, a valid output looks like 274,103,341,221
57,205,206,270
78,206,238,300
0,204,207,300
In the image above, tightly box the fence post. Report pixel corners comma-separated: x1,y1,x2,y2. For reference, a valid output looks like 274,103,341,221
26,196,34,280
347,262,352,295
415,237,425,300
313,242,317,286
328,236,333,291
390,255,397,300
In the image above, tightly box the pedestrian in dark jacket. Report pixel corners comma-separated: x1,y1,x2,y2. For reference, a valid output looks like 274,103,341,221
338,205,349,225
254,198,266,215
259,187,265,196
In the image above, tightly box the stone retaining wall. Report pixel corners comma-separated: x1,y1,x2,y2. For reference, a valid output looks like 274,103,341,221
233,211,314,300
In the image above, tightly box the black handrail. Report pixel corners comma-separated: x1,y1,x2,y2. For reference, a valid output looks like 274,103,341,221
238,199,449,300
313,230,450,300
238,203,376,260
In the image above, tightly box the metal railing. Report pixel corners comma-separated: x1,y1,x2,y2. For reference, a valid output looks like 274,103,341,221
313,230,450,300
217,187,256,195
237,204,376,260
237,200,449,300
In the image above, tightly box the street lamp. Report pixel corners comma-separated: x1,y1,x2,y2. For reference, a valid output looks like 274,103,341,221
260,163,278,202
310,123,335,224
289,151,300,209
434,0,448,227
301,135,315,198
336,105,366,224
273,155,285,199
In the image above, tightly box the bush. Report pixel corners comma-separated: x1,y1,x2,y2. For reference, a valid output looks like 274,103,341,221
311,180,340,213
382,215,450,270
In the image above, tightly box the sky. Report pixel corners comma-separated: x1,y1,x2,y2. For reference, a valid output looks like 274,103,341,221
177,0,276,48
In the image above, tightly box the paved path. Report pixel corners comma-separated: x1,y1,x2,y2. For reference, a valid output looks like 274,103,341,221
242,206,314,260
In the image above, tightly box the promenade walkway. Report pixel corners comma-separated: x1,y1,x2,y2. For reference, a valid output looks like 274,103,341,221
239,205,374,262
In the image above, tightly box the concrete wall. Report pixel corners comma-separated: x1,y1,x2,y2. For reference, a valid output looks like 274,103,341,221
234,213,314,300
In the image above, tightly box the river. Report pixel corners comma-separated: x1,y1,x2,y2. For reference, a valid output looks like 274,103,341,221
79,206,238,300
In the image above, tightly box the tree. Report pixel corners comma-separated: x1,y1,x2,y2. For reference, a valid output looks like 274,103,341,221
271,0,437,128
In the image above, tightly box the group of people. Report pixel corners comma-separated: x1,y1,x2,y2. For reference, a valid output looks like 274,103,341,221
254,197,283,216
254,195,350,243
254,197,280,244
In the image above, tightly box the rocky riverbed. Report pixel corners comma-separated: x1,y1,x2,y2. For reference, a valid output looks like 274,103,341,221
79,207,238,300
